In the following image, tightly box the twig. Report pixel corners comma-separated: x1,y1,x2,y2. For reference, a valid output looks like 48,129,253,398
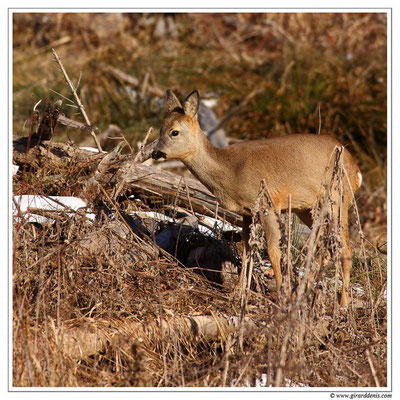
172,177,184,220
57,114,95,133
14,36,71,63
183,181,195,216
76,71,83,91
133,138,159,164
366,348,381,387
317,104,322,134
112,127,154,201
49,88,76,107
52,48,104,153
221,335,231,386
157,274,169,387
273,329,291,387
133,127,154,163
140,68,150,98
232,356,252,387
286,194,292,292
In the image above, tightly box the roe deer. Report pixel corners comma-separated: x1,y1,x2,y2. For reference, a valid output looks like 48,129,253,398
152,90,362,306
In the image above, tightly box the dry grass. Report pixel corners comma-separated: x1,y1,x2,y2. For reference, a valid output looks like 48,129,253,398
12,143,387,387
12,12,388,388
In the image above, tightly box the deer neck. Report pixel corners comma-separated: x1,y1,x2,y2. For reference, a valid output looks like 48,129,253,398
181,132,228,193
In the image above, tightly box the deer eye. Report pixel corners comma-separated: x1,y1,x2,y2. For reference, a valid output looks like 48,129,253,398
171,130,179,137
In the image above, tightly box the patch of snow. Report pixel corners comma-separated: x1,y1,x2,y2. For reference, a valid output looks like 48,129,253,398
352,283,365,296
255,373,269,387
13,195,87,213
284,377,307,387
129,211,239,236
232,373,307,388
129,211,175,224
199,215,239,232
85,213,96,221
80,147,99,153
13,195,88,224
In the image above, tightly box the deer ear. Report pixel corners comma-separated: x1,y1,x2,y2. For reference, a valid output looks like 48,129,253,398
165,89,182,114
183,90,200,118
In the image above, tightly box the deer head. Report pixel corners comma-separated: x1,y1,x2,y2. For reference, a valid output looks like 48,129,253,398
152,90,205,161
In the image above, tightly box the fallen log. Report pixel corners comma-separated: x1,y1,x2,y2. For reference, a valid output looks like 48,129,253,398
117,161,241,225
50,315,257,360
13,140,242,226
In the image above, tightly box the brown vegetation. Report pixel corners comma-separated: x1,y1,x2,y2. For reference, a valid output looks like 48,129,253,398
12,12,387,388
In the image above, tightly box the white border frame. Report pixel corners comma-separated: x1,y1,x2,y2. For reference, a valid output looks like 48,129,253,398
6,6,393,397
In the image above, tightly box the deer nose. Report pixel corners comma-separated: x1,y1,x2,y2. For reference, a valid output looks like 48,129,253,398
152,150,167,160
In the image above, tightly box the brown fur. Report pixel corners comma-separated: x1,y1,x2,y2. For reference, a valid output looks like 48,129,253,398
153,90,361,306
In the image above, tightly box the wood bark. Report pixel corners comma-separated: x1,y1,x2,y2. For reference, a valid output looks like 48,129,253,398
13,139,242,226
53,315,256,360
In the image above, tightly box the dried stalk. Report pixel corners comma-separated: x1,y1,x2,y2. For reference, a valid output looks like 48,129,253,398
366,348,381,387
239,179,273,347
112,126,154,201
52,48,103,153
286,194,292,292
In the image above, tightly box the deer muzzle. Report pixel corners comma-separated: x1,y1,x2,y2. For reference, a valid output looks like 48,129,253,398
152,150,167,160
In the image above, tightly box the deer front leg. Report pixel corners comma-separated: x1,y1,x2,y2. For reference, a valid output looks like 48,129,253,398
261,213,283,292
238,215,252,289
241,215,252,258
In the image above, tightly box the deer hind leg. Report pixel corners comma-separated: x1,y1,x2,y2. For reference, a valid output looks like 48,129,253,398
261,212,283,292
295,209,318,291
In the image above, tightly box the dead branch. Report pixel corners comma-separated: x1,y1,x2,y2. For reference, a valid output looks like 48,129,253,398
12,140,241,226
97,62,164,98
37,100,62,141
112,127,154,200
133,139,159,164
52,48,104,153
13,100,62,152
57,114,98,134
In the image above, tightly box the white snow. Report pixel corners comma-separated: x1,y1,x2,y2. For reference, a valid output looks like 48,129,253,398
13,195,87,213
80,147,99,153
13,195,88,224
